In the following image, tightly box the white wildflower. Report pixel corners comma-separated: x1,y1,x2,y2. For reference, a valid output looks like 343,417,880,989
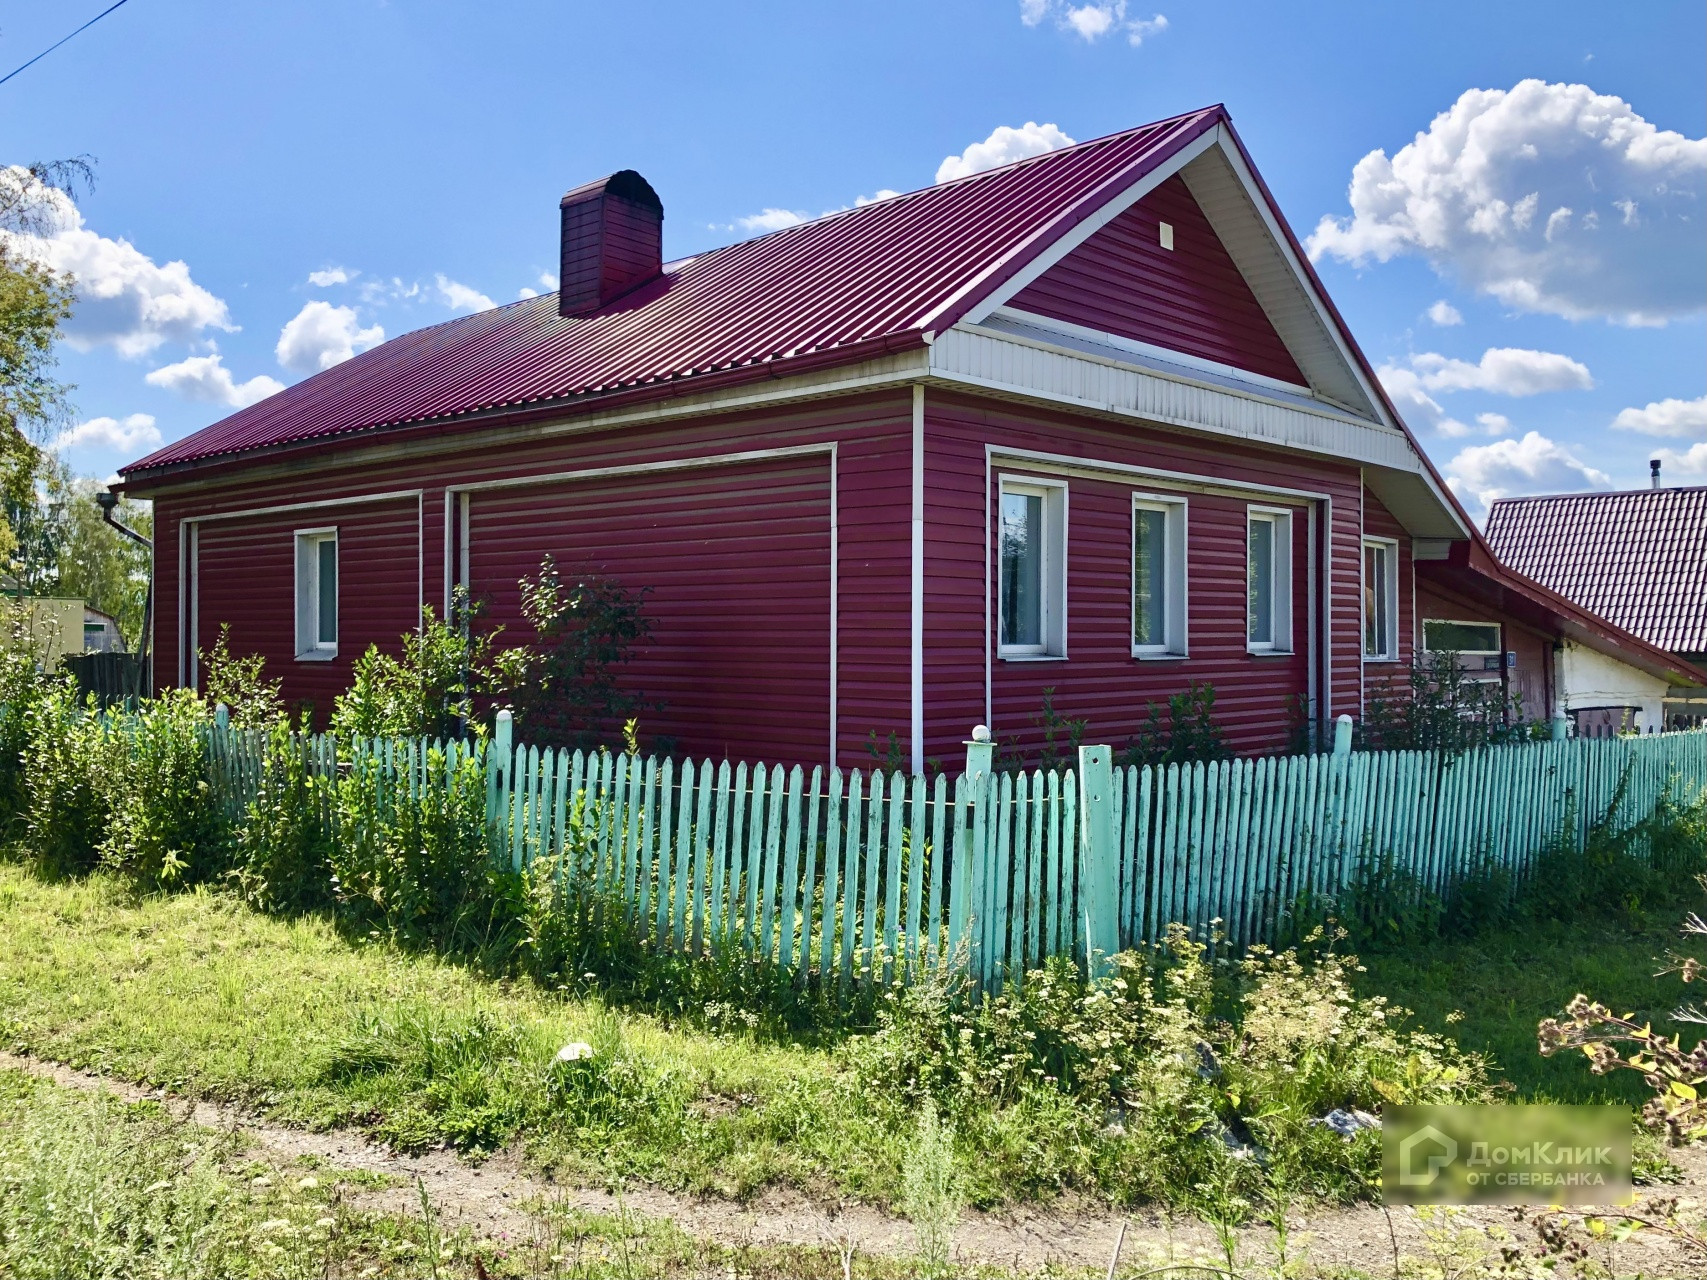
555,1041,595,1062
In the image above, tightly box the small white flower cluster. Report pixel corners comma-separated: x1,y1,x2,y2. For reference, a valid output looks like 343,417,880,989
555,1040,595,1063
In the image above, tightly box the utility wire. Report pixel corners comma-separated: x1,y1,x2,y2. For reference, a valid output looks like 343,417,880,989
0,0,134,88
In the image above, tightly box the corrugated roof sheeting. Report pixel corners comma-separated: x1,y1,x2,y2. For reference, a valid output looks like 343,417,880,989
1486,487,1707,654
126,110,1222,475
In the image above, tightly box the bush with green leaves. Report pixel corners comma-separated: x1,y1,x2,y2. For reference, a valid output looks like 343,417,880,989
495,554,656,751
1360,648,1543,753
0,604,60,838
330,742,520,955
199,623,284,729
331,597,500,743
228,717,334,914
1119,680,1228,768
19,680,116,877
99,687,228,889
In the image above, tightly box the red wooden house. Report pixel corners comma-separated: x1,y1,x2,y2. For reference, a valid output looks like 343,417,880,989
118,107,1699,768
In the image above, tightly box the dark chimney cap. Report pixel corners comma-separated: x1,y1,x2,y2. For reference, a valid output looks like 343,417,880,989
560,169,662,214
1651,457,1662,489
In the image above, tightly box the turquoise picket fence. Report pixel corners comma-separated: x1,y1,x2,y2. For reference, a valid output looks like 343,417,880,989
203,712,1707,990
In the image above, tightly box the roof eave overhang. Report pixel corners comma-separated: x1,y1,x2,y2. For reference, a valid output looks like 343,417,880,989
117,330,932,496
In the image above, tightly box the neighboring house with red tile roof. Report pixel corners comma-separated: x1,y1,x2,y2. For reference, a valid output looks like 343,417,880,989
117,107,1701,764
1488,480,1707,729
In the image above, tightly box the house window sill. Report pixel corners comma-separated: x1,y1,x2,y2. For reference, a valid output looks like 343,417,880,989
1134,651,1189,661
1246,647,1295,658
999,653,1069,663
295,649,338,663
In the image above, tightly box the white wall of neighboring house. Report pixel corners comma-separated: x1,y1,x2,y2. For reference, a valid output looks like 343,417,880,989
1554,640,1670,733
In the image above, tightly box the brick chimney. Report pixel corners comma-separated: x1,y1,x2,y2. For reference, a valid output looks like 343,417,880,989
558,170,663,317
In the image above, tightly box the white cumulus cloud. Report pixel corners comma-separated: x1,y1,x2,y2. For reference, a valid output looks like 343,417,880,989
145,352,284,408
1022,2,1168,46
306,266,355,287
737,208,809,233
1610,395,1707,438
435,274,496,314
1306,80,1707,325
1,166,233,358
1425,300,1463,326
1401,347,1594,396
1377,364,1472,437
275,301,385,375
936,122,1077,183
53,413,162,455
1445,430,1613,516
1652,441,1707,480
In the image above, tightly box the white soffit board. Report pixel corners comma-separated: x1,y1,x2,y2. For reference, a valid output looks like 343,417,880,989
930,326,1424,474
1178,142,1383,421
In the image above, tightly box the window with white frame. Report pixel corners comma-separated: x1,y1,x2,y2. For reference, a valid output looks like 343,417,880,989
998,477,1066,657
1421,618,1501,655
1131,494,1187,657
1362,537,1399,661
1246,506,1294,653
294,528,338,659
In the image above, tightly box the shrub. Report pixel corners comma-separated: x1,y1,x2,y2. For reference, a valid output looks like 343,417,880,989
228,716,334,913
494,555,656,751
0,605,59,838
1359,648,1542,753
20,680,115,877
100,688,227,889
199,624,284,728
331,597,500,742
1120,680,1228,768
330,742,520,956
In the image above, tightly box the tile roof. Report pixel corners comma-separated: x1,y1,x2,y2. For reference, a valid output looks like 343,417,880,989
1485,486,1707,655
124,107,1228,476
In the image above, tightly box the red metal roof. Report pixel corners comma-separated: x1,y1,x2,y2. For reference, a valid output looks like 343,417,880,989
123,107,1225,477
1486,486,1707,656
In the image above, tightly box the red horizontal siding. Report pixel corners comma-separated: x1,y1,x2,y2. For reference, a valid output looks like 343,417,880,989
191,497,421,716
1361,485,1415,711
150,391,912,768
466,456,833,764
921,392,1363,762
1010,175,1305,386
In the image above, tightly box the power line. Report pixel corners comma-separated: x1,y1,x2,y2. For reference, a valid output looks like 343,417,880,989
0,0,134,89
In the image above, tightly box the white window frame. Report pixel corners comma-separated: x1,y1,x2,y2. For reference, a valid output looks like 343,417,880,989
1362,536,1400,662
997,475,1068,660
1421,618,1502,657
294,526,339,660
1246,505,1295,654
1131,493,1188,659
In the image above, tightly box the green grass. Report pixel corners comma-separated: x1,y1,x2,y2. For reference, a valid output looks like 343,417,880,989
0,1066,983,1280
1357,909,1701,1107
0,865,882,1201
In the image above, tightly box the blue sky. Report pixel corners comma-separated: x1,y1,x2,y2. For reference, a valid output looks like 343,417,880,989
3,0,1702,517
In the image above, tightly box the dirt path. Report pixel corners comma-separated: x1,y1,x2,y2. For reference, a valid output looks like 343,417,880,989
5,1049,1702,1276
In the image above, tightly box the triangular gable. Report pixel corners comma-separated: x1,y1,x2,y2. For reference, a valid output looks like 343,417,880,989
1009,174,1307,387
954,124,1391,424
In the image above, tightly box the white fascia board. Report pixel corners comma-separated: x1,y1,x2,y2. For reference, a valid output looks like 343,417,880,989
930,325,1423,475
